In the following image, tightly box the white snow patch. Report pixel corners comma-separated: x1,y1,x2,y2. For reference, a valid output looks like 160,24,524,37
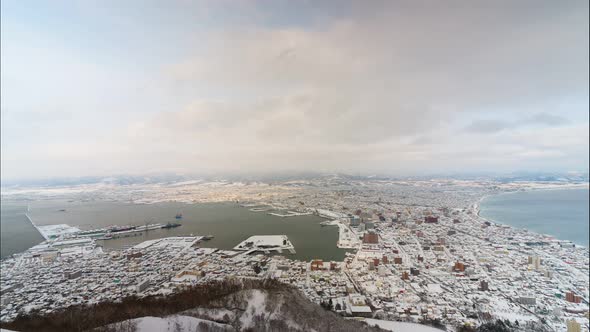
239,290,268,329
363,319,445,332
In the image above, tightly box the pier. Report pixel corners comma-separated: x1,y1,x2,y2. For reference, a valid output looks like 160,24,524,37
233,235,296,255
267,211,313,218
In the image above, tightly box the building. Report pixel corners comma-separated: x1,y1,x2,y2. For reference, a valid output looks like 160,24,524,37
518,296,536,305
480,280,489,291
64,270,82,280
566,291,583,303
394,257,402,265
136,279,151,292
410,268,420,276
528,256,542,270
453,262,465,272
424,216,439,223
126,252,143,260
311,259,324,271
362,232,379,244
566,319,581,332
349,216,361,226
347,294,372,317
329,261,340,271
433,245,444,252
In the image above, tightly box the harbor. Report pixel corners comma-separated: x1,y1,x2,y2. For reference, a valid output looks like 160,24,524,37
25,210,184,243
5,201,348,262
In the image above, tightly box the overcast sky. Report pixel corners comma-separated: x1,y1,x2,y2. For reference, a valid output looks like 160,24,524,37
1,0,588,180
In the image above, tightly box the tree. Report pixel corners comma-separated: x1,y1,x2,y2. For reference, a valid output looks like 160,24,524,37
457,324,476,332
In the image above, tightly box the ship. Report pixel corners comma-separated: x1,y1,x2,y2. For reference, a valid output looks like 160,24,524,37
161,222,181,229
109,225,137,233
175,213,183,219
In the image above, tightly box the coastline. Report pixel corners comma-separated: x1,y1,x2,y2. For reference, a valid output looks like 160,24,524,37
475,183,589,216
475,186,589,248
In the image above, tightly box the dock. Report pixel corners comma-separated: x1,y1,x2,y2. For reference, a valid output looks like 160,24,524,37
267,211,313,218
233,235,296,255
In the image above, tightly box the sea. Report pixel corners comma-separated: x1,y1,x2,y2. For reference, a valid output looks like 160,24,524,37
479,188,589,247
0,200,351,261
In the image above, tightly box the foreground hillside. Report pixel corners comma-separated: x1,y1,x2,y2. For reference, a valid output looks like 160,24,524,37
0,279,385,332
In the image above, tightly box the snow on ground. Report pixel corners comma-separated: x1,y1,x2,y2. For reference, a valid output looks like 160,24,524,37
239,290,268,329
36,224,81,240
111,315,232,332
363,319,445,332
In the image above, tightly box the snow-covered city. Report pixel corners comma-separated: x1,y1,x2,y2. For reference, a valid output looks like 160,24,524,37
1,177,588,332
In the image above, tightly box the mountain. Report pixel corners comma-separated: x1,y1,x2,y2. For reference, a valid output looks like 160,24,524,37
1,279,385,332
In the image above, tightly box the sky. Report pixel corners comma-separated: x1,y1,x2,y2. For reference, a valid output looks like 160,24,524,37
1,0,589,181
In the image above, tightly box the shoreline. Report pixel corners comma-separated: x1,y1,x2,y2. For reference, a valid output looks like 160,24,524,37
475,186,589,248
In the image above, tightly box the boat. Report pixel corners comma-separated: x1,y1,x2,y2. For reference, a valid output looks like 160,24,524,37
161,222,181,229
175,213,183,219
201,235,214,241
109,225,137,233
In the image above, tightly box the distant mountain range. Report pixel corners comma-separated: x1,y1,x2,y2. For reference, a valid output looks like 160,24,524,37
1,171,588,188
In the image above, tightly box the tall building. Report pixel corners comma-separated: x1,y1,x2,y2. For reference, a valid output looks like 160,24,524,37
363,232,379,244
567,319,581,332
566,291,582,303
453,262,465,272
528,256,542,270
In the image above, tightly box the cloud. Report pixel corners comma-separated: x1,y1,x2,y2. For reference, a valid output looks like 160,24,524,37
1,0,588,179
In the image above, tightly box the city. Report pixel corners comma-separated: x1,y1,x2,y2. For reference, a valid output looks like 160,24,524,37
1,0,588,331
1,177,588,331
